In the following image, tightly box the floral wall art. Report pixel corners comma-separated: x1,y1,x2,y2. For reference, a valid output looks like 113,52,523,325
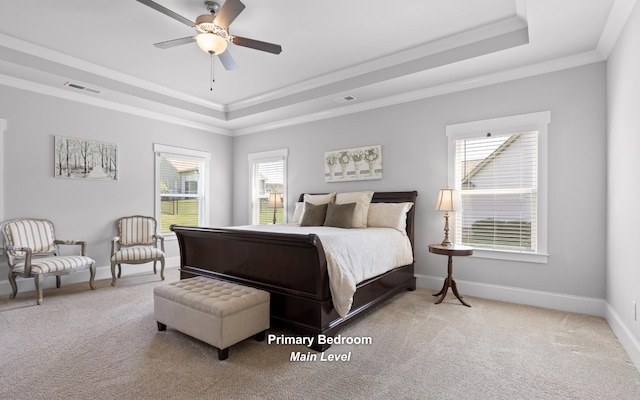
325,145,382,182
54,136,118,181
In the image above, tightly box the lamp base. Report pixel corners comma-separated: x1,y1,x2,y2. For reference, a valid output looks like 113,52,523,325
441,212,452,246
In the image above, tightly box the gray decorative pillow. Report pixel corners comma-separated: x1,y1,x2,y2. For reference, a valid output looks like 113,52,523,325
324,202,357,228
300,202,328,226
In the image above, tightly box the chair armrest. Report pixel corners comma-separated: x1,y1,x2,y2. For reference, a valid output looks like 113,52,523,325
55,240,87,256
153,234,165,252
6,245,32,254
111,236,121,256
6,245,33,275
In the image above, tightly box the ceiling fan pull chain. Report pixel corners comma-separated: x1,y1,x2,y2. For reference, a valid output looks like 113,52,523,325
210,52,215,91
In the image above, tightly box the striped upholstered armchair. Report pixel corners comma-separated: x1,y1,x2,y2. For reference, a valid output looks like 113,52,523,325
0,218,96,305
110,215,165,286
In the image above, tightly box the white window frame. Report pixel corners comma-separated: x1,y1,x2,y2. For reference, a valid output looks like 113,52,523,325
446,111,550,264
248,149,288,225
154,143,210,239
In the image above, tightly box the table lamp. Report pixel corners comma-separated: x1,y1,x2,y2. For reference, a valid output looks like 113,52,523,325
435,188,461,246
268,193,283,224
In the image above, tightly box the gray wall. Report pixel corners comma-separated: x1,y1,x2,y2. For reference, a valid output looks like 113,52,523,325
0,86,233,287
607,1,640,362
232,62,607,301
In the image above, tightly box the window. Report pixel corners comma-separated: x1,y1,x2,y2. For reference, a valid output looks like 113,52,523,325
446,111,549,263
154,144,210,235
248,149,288,225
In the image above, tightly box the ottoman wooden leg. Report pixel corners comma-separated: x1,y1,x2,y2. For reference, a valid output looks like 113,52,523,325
157,321,167,331
218,347,229,361
255,330,266,342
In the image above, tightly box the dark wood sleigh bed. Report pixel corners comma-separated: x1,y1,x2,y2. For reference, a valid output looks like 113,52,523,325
171,191,417,351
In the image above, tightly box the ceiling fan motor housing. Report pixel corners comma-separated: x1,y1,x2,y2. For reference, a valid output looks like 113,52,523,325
205,1,220,15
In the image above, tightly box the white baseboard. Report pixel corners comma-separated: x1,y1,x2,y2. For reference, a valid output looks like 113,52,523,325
416,274,607,316
417,274,640,372
0,256,181,297
606,303,640,372
2,266,637,372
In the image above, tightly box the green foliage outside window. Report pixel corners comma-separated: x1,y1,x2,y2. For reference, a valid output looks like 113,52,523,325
160,198,199,232
462,219,532,250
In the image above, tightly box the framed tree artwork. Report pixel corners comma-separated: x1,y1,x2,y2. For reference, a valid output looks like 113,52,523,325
54,136,118,181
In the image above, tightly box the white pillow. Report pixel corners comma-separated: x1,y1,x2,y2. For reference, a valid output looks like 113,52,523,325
367,202,414,234
292,202,305,224
304,193,336,205
335,191,374,228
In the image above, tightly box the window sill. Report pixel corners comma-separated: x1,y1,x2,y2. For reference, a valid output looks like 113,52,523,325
469,248,549,264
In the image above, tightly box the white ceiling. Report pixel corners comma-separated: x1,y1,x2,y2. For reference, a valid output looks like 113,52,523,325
0,0,630,135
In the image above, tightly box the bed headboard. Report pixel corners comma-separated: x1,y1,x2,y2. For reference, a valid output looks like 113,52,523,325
297,191,418,249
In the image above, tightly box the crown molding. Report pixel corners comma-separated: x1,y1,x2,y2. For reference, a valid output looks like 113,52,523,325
227,15,528,113
233,50,604,136
597,0,638,58
0,32,226,113
0,73,232,136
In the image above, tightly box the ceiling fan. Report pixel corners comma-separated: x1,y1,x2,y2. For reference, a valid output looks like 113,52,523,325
137,0,282,71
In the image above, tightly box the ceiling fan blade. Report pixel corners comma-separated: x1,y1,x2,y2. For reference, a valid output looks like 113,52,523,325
218,50,238,70
231,36,282,54
136,0,195,27
153,36,196,49
214,0,246,29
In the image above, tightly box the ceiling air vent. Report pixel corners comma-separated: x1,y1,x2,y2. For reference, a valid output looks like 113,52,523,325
334,95,357,104
64,82,102,95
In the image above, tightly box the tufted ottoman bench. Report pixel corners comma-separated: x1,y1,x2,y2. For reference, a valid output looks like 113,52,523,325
153,276,270,360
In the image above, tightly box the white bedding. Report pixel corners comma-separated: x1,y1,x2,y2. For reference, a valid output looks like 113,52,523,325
228,224,414,317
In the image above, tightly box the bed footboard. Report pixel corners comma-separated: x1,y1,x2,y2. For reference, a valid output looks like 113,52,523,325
171,190,418,351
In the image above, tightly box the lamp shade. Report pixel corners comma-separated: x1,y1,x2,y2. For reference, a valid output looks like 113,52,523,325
435,188,462,212
196,33,228,54
268,193,283,208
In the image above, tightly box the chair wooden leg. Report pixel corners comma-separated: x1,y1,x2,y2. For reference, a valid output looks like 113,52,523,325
8,272,18,299
160,257,165,281
117,264,122,278
34,274,44,305
110,262,117,286
153,260,157,274
89,264,96,290
56,275,61,289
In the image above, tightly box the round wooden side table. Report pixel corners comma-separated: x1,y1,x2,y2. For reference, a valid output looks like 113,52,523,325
428,244,473,307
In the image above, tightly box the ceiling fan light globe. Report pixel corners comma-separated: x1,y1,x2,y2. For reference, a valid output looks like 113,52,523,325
196,33,228,54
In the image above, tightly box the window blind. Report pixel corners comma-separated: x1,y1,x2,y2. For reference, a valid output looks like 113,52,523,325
453,131,538,252
251,157,285,225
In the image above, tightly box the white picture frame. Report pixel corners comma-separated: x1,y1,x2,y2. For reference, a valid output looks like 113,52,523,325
325,145,382,182
54,135,118,181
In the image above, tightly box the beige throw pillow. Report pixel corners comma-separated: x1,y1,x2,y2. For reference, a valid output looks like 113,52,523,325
367,202,414,234
335,191,374,228
304,193,336,205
